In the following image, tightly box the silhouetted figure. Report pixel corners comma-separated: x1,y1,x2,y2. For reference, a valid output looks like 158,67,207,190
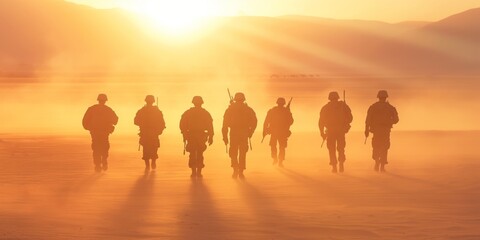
319,91,353,173
82,93,118,172
180,96,214,178
222,92,257,179
365,90,399,172
134,95,166,170
263,97,294,167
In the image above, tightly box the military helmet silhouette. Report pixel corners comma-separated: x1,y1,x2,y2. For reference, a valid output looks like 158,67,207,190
328,91,340,100
234,92,246,102
145,95,155,103
192,96,204,105
97,93,108,101
276,97,286,105
377,90,388,98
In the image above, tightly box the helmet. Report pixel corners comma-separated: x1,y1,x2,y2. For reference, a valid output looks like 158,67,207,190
97,93,108,101
192,96,204,105
145,95,155,103
234,92,246,102
328,91,340,100
377,90,388,98
276,97,286,106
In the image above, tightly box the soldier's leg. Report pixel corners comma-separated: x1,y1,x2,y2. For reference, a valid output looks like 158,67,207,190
238,138,249,179
142,145,151,169
229,136,240,178
91,134,102,172
270,135,278,164
189,148,197,177
379,131,391,172
101,137,110,171
151,147,159,169
278,137,288,167
326,134,337,165
372,132,381,171
337,134,346,173
197,148,206,178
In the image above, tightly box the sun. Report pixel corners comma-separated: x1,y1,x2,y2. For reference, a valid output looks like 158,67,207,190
122,0,220,37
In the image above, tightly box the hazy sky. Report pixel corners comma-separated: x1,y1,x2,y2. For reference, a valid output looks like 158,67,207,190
67,0,480,22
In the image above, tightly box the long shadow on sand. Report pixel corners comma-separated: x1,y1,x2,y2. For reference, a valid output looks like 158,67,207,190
105,170,156,238
275,167,340,197
177,179,231,240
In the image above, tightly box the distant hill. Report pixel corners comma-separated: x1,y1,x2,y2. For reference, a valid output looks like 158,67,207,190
0,0,479,77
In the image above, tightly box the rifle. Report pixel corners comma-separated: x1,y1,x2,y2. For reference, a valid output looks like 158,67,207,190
183,137,186,155
286,97,293,110
227,88,233,103
225,88,233,154
321,137,326,148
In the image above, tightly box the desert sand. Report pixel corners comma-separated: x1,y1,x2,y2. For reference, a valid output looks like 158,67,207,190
1,131,479,239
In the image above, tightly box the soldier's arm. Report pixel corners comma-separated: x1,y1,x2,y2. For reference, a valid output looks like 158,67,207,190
222,109,229,143
159,110,166,133
250,108,258,137
391,106,399,125
179,111,187,134
365,106,373,133
82,107,92,130
263,110,271,135
111,109,119,125
345,103,353,124
134,110,141,126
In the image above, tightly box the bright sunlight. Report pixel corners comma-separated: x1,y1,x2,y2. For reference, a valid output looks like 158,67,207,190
122,0,221,37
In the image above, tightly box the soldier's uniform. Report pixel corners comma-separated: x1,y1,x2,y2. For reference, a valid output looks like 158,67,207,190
319,92,353,173
134,95,166,170
263,97,294,167
82,94,118,172
365,90,399,171
222,92,257,179
180,96,214,178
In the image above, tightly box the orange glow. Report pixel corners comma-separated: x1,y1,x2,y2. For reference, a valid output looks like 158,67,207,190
120,0,221,37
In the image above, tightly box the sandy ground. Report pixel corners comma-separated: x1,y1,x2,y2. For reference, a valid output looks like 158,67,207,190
0,131,479,240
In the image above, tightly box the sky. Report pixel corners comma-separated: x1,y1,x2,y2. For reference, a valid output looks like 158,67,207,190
67,0,480,22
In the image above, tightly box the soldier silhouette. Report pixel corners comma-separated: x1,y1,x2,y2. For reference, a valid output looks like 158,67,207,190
222,92,257,179
180,96,214,178
134,95,166,170
263,97,294,167
365,90,399,172
319,91,353,173
82,93,118,172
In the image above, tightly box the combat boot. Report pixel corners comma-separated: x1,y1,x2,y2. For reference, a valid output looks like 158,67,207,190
380,164,386,172
374,162,380,172
94,165,102,173
151,160,156,170
102,163,108,171
339,162,344,173
232,168,238,179
331,164,338,173
191,168,197,178
238,170,245,180
144,160,150,170
197,168,203,178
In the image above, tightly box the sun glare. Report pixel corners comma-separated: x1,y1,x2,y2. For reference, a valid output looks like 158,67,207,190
122,0,220,37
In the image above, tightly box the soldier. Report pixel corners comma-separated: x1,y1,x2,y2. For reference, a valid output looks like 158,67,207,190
82,93,118,172
134,95,166,170
180,96,214,178
222,92,257,179
319,91,353,173
365,90,399,172
263,97,294,167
